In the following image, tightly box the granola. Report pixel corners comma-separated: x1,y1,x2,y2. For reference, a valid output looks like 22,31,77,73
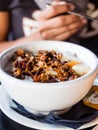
8,49,88,83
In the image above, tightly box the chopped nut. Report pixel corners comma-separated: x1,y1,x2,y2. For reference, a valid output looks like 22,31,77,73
9,49,87,83
16,49,25,57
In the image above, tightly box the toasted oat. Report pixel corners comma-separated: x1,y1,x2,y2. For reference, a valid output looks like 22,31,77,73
8,49,88,83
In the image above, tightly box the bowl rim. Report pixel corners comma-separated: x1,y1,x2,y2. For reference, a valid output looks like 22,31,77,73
0,40,98,87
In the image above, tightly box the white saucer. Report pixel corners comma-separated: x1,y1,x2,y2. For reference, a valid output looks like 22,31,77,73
0,77,98,130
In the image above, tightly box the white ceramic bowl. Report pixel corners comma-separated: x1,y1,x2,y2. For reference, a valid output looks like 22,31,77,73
0,40,98,114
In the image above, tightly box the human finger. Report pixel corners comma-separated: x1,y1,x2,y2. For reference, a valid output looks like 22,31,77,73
51,27,83,41
40,19,86,40
32,10,41,20
38,15,86,31
42,20,86,39
32,2,74,20
64,18,87,31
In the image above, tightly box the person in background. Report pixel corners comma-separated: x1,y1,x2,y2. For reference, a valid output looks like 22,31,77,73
22,0,98,56
0,0,87,53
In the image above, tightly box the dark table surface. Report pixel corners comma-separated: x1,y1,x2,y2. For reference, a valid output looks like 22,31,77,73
0,110,96,130
0,110,38,130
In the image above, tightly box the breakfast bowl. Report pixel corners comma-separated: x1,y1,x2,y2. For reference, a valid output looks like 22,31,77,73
0,40,98,114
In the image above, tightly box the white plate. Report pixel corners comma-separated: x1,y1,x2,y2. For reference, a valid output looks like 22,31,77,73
0,77,98,130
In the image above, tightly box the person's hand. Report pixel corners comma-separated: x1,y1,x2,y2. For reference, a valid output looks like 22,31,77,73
23,1,87,40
